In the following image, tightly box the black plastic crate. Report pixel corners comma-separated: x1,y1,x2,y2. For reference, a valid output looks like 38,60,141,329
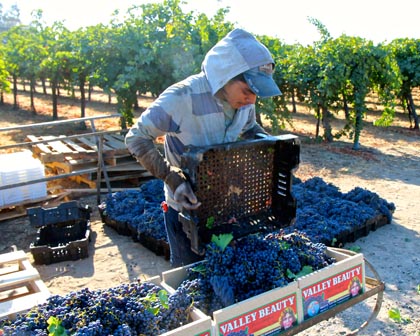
332,214,391,247
179,134,300,254
98,205,132,236
30,220,91,265
27,201,91,227
138,233,170,260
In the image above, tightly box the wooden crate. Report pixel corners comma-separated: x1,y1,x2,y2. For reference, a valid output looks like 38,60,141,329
0,250,50,320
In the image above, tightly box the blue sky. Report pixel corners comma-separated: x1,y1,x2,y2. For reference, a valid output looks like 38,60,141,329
3,0,420,45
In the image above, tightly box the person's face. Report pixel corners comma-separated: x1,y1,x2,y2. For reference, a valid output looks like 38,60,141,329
222,80,257,109
350,282,360,296
282,312,294,329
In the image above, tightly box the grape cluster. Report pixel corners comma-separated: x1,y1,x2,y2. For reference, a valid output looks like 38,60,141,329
179,231,335,315
102,180,167,241
290,177,395,244
343,186,396,222
102,177,394,248
0,281,193,335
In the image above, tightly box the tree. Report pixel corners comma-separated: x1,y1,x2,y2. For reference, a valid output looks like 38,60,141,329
255,35,292,133
388,38,420,130
38,22,70,120
1,25,27,110
57,26,103,123
0,3,20,32
0,45,10,103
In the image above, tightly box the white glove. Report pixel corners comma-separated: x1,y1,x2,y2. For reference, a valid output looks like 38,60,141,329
174,182,201,210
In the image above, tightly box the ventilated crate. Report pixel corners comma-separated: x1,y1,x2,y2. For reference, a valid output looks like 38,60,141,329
27,201,92,265
27,201,91,227
179,134,300,254
30,220,91,265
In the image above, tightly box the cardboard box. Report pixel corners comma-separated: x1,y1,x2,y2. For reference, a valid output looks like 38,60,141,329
213,283,301,336
298,248,365,321
162,248,365,335
161,311,212,336
162,265,302,336
160,267,213,336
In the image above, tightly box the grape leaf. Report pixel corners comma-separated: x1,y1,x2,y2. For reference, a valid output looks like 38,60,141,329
211,233,233,251
47,316,67,336
206,216,215,229
287,265,314,280
191,263,206,274
347,245,361,253
388,308,412,324
388,308,403,323
158,289,169,309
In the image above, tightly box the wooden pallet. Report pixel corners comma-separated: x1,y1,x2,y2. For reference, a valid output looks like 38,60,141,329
71,169,153,189
0,250,50,320
25,133,156,189
26,133,129,164
46,153,138,174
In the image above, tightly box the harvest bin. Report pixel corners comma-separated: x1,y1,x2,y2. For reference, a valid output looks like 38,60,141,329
27,201,92,265
297,248,365,322
161,310,212,336
27,200,91,227
179,134,300,255
143,276,213,336
98,204,170,260
161,248,365,336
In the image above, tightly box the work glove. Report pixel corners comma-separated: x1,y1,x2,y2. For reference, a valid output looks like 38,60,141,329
174,182,201,210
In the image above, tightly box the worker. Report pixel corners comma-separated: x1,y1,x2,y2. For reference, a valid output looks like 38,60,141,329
125,28,281,267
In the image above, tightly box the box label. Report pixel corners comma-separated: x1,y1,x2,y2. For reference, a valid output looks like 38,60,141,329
218,293,298,335
301,264,364,319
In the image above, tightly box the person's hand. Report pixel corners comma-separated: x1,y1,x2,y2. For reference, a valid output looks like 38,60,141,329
174,182,201,210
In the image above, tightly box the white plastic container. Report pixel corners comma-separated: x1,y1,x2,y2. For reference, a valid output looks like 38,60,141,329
0,151,47,207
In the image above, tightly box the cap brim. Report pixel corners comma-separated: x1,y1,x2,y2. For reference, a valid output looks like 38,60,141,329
243,69,282,98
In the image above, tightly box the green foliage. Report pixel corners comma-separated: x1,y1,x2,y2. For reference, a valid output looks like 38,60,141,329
1,1,419,137
211,233,234,251
255,35,293,132
141,289,170,315
206,216,215,229
388,307,412,324
308,17,332,44
47,316,68,336
287,265,314,280
347,245,361,253
388,38,420,129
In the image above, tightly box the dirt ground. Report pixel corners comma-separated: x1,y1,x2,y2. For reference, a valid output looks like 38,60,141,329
0,89,419,335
